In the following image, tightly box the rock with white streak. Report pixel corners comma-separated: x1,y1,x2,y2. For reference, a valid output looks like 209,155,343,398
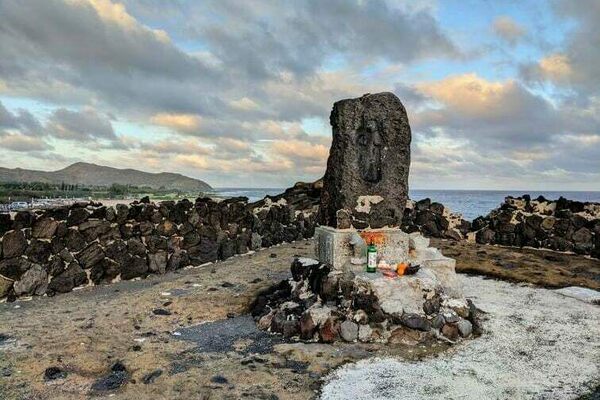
13,264,48,296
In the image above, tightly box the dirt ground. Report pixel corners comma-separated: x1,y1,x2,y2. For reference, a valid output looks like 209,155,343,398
0,240,446,400
1,239,598,399
433,239,600,290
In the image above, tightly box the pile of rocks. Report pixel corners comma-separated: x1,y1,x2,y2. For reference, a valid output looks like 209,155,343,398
252,234,482,344
255,180,471,241
253,179,322,214
0,196,317,299
472,195,600,258
403,198,471,240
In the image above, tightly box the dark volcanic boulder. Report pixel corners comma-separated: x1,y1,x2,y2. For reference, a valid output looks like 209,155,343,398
25,239,52,264
146,235,167,253
115,204,130,224
14,211,35,229
476,228,495,244
187,238,218,264
48,262,88,293
63,229,86,252
0,213,12,235
182,231,201,249
46,257,66,277
430,202,445,215
91,259,121,284
167,249,189,271
77,243,105,269
571,215,588,230
104,240,128,262
90,206,107,219
32,218,59,239
319,92,411,228
148,251,167,274
547,236,574,252
13,264,47,296
139,221,154,236
0,257,34,280
219,239,237,260
67,208,90,226
127,238,147,257
572,228,593,254
471,216,488,231
120,256,148,280
291,258,321,282
44,206,69,221
79,220,112,242
2,230,28,258
593,232,600,259
399,313,431,332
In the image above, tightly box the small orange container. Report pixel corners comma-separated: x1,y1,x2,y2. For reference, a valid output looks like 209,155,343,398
396,262,408,276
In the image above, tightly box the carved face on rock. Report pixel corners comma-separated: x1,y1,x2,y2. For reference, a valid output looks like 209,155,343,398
357,118,383,183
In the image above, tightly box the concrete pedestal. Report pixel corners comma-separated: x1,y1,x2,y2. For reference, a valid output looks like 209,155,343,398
314,226,409,271
315,226,463,299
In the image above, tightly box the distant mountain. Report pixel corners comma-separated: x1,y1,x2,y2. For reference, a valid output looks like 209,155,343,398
0,162,212,191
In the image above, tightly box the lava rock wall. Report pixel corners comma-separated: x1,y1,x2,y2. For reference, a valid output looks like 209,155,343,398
0,196,317,299
402,198,472,240
472,195,600,258
262,180,472,241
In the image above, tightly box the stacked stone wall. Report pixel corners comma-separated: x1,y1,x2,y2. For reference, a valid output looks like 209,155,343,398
472,195,600,258
402,198,471,240
3,189,595,300
0,196,317,300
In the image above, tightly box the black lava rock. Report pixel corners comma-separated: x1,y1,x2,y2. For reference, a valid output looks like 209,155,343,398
44,366,67,381
142,369,163,384
211,375,229,384
91,362,129,392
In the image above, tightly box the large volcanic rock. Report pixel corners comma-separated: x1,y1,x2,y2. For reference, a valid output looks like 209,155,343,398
319,92,411,229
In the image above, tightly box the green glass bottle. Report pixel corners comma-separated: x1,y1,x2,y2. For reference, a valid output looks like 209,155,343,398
366,242,377,273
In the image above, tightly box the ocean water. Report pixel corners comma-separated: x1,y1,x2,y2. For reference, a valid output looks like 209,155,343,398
411,190,600,220
213,188,600,221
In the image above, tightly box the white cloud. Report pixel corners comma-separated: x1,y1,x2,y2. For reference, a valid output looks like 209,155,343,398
229,97,259,111
0,0,598,189
0,134,50,152
150,113,202,133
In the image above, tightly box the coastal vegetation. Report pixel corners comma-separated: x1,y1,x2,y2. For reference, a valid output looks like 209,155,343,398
0,181,205,203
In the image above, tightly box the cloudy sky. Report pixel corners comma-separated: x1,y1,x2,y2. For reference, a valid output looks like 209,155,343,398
0,0,598,190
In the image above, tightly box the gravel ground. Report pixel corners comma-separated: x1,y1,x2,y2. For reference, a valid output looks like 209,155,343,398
321,276,600,400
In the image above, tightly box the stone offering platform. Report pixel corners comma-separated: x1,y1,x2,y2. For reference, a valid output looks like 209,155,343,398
314,226,409,270
254,226,477,344
315,226,462,298
253,93,480,344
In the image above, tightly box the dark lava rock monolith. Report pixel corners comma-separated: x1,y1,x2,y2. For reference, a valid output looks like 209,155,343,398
319,92,412,228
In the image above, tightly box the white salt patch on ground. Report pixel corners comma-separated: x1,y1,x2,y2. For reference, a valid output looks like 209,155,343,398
321,275,600,400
